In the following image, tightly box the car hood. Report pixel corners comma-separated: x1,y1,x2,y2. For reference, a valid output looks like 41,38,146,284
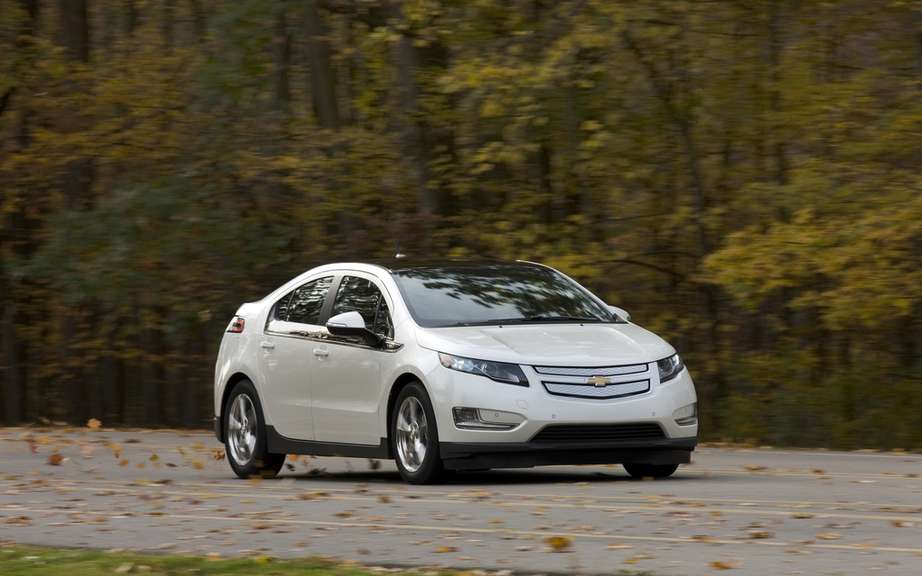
415,323,674,366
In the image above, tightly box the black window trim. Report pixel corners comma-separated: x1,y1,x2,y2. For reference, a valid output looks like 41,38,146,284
264,274,336,332
265,270,401,353
325,273,395,341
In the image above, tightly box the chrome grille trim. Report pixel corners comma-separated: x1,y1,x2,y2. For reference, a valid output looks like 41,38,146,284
543,379,650,399
533,363,648,377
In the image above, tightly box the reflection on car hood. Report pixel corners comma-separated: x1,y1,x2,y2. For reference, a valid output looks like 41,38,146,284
415,323,674,366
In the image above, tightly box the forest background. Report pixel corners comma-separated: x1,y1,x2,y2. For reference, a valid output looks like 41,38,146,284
1,0,920,449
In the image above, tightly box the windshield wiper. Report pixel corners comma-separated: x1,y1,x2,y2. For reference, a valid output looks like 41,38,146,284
522,315,604,322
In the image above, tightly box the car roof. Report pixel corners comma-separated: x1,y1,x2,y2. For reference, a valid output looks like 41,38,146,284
361,258,543,273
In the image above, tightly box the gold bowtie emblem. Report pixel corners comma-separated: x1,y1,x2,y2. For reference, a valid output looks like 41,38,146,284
587,375,610,387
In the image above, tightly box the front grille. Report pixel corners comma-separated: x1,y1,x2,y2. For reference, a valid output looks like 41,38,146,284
531,422,665,444
534,362,652,399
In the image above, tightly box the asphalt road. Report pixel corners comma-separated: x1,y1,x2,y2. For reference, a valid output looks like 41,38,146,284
1,428,920,575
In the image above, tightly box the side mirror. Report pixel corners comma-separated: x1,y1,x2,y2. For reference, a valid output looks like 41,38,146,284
607,305,631,322
326,311,384,347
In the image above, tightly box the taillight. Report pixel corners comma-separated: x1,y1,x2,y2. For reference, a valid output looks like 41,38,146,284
226,316,245,333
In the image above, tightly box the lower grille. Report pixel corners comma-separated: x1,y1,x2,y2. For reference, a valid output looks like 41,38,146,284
531,422,665,444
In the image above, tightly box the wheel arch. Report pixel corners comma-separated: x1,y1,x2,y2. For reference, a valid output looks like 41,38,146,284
385,372,427,456
217,371,257,443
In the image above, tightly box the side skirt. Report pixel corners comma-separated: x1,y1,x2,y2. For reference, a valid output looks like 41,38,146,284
265,425,391,459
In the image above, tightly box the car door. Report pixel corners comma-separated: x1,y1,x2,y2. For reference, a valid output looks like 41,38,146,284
259,275,334,441
310,273,395,445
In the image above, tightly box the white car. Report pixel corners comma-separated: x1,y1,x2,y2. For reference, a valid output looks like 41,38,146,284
214,260,698,483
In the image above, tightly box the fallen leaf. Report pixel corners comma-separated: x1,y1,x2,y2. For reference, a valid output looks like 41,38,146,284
212,449,225,461
544,535,572,553
47,452,63,466
434,546,457,553
377,495,391,504
816,532,841,540
791,512,814,519
624,553,654,564
748,530,774,539
86,418,102,430
298,491,328,500
743,464,767,472
710,560,739,570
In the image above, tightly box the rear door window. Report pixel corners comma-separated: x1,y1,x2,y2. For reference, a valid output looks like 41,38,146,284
286,276,334,325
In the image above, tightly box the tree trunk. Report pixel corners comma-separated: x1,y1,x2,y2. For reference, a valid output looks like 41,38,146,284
389,3,436,219
2,304,27,424
162,0,176,51
58,0,90,62
305,0,339,129
274,5,292,113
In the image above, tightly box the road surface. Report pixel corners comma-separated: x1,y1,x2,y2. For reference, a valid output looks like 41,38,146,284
1,428,920,575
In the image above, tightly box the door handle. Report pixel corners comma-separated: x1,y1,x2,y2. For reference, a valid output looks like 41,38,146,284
312,348,329,358
260,341,276,350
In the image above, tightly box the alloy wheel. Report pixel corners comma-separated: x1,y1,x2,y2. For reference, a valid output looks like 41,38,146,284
227,393,257,466
395,396,429,472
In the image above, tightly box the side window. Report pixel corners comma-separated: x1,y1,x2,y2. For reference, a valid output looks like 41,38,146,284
331,276,391,337
373,298,394,339
287,276,333,325
272,292,292,321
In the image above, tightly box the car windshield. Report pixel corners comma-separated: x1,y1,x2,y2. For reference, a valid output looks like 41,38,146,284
391,264,618,328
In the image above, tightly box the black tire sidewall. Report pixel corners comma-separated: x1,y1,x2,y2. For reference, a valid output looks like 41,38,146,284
391,382,443,484
623,463,679,479
224,379,283,478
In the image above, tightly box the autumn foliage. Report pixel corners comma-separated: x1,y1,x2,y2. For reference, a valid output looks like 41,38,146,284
0,1,919,448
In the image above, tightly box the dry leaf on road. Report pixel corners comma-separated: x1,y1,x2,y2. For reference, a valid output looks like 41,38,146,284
544,535,573,552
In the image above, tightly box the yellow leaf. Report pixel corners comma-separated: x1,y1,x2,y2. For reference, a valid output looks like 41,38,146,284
86,418,102,430
544,535,572,552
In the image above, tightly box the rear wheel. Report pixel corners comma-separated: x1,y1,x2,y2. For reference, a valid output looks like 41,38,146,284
392,382,444,484
224,379,285,479
623,463,679,479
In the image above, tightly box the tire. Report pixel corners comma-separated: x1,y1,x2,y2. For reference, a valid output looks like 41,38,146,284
391,382,444,484
623,463,679,479
223,379,285,479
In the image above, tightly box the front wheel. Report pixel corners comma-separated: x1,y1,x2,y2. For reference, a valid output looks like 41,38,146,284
623,463,679,479
392,382,444,484
224,380,285,479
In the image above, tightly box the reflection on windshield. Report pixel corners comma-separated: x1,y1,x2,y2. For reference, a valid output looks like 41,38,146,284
392,264,615,328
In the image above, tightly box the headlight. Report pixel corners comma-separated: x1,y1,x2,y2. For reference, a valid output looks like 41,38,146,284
438,353,529,386
657,353,684,383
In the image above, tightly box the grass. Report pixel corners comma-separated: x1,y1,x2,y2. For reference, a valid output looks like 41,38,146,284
0,545,425,576
0,545,657,575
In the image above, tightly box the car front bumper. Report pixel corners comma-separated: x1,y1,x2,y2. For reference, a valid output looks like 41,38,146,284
440,435,695,470
424,360,698,467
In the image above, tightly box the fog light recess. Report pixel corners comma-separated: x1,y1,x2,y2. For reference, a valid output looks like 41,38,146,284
452,407,524,430
673,402,697,426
